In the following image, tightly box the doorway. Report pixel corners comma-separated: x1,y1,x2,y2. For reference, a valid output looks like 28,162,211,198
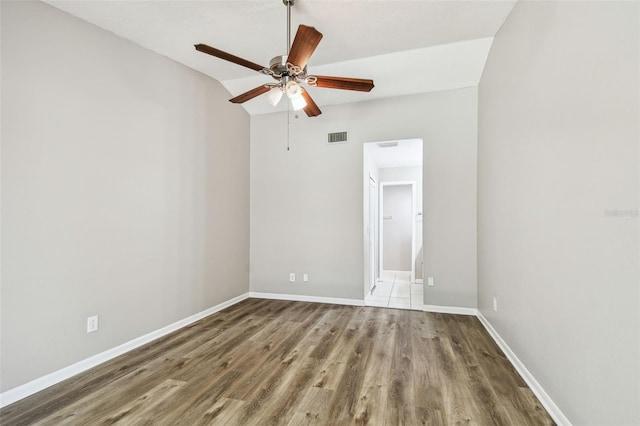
362,138,423,310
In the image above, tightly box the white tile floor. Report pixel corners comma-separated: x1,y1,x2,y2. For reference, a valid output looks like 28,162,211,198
365,270,423,311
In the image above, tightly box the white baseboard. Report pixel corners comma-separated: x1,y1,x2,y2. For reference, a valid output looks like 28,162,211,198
249,292,365,307
423,304,478,316
476,312,571,426
0,292,250,408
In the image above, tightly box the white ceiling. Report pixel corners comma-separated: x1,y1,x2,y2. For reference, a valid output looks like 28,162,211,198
44,0,516,115
367,139,423,169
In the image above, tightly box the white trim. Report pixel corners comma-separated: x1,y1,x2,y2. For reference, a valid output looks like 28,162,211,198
378,182,384,279
423,304,478,316
415,279,424,284
476,312,572,426
410,182,417,283
367,175,378,295
0,293,250,408
249,292,365,307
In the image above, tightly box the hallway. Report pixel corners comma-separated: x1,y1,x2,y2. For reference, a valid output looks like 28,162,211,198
365,270,423,310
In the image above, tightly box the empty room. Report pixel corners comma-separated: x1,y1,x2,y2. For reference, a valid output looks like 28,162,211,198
1,1,638,425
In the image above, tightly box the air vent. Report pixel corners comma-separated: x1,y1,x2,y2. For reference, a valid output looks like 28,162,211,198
378,141,399,148
328,131,348,144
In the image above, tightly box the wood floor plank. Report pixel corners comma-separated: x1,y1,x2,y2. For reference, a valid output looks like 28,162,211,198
181,397,246,426
152,368,244,425
255,311,342,425
289,386,333,425
310,307,368,392
239,337,319,425
308,306,357,360
0,299,555,426
519,387,556,425
412,330,447,424
32,357,192,426
441,314,512,425
150,310,320,425
231,308,329,423
223,308,327,402
324,308,378,424
411,312,448,424
350,309,394,424
454,315,555,426
428,313,479,423
97,378,185,425
385,309,418,425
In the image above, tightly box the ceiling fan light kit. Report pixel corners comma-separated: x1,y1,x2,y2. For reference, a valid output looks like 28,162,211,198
194,0,374,117
266,87,284,107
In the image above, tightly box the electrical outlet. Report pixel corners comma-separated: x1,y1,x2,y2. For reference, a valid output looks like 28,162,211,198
493,297,498,312
427,277,434,287
87,315,99,333
289,273,295,282
303,274,309,282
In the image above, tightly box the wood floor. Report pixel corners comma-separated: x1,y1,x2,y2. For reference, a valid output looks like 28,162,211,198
0,299,554,425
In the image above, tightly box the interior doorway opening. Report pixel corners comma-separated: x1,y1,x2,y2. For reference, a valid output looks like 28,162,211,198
363,138,423,310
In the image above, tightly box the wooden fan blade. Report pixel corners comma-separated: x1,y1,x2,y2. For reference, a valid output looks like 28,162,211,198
195,44,266,72
286,25,323,69
229,85,270,104
314,76,374,92
301,90,322,117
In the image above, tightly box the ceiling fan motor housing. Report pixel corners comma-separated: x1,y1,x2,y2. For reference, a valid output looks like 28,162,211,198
269,55,288,77
268,55,308,83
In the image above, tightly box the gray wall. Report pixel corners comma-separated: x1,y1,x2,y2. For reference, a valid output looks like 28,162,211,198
478,1,639,424
250,88,477,307
1,1,250,392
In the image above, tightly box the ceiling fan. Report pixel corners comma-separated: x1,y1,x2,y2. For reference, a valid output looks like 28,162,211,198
194,0,374,117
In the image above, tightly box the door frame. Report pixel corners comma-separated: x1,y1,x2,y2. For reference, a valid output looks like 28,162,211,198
379,181,416,283
368,175,378,294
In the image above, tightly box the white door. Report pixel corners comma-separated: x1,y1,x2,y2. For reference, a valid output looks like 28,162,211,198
368,177,377,293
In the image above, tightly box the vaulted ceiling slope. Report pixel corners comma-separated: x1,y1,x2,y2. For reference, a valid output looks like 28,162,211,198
45,0,517,115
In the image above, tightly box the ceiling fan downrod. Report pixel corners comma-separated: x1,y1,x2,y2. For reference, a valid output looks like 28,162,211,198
263,0,307,96
284,0,295,55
